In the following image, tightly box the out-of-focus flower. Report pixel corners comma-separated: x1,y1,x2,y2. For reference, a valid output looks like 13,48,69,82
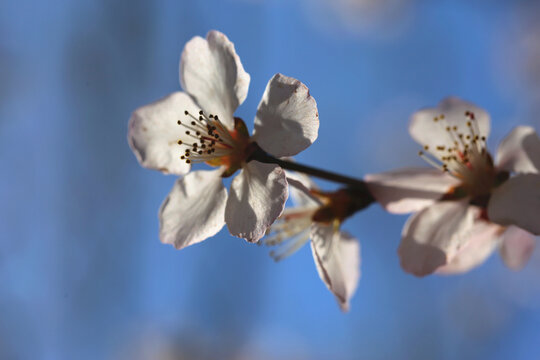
264,173,362,311
366,97,540,276
128,31,319,246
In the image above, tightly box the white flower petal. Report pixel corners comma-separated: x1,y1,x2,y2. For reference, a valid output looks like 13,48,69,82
225,161,288,242
180,30,250,128
436,221,502,275
128,92,197,175
409,97,490,155
310,224,360,312
159,170,227,249
488,174,540,235
365,168,460,214
499,226,535,270
398,200,475,277
285,171,322,207
252,73,319,157
496,126,540,174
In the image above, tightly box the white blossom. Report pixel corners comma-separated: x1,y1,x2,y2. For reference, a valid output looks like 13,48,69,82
128,31,319,246
366,98,539,276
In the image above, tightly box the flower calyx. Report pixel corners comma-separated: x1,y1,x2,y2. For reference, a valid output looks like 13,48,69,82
440,169,511,208
311,186,374,225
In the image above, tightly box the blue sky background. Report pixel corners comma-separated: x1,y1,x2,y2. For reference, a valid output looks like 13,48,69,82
1,0,540,359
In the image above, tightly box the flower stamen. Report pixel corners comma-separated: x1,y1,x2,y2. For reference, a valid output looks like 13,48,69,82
176,110,241,165
418,149,447,173
264,207,314,261
419,110,496,198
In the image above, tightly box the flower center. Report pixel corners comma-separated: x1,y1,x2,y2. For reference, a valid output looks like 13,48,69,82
177,110,252,175
418,111,496,198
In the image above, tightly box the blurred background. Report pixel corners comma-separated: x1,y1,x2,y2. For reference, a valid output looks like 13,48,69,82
1,0,540,359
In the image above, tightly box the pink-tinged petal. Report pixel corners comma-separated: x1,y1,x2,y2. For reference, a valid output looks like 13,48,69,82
436,221,503,275
499,226,535,270
488,174,540,235
310,224,360,312
180,30,250,128
128,92,197,175
225,161,288,242
496,126,540,174
159,170,227,249
252,73,319,157
409,97,490,155
398,200,475,277
365,168,460,214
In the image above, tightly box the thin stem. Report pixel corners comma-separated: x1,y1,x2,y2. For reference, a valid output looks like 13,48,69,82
249,145,367,189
